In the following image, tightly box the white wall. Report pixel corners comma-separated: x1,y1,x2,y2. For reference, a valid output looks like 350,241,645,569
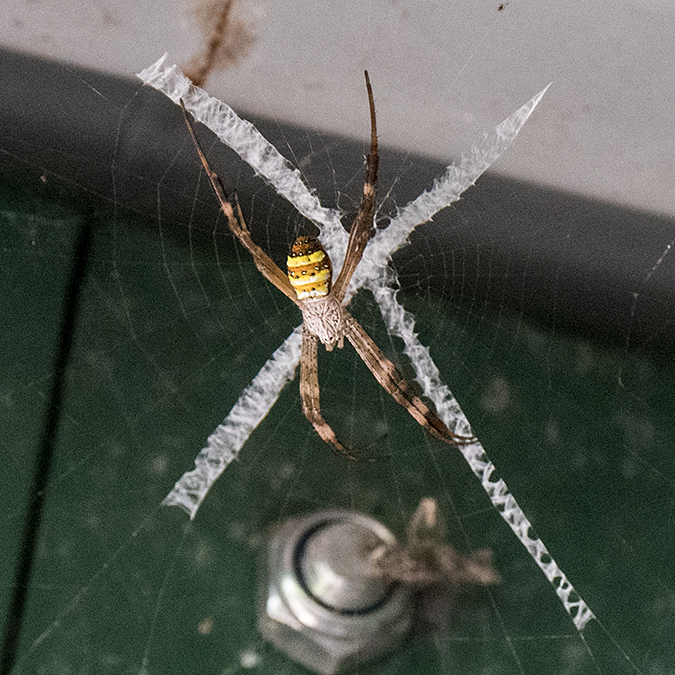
1,0,672,217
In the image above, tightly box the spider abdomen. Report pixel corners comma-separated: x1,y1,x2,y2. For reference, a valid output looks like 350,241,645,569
287,236,333,300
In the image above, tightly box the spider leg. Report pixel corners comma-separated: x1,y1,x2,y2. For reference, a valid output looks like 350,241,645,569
344,312,476,446
299,327,359,460
332,70,379,302
180,100,299,305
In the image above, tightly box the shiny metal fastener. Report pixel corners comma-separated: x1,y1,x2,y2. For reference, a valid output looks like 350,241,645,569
258,508,412,674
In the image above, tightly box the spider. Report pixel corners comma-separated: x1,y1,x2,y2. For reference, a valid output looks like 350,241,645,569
180,72,475,458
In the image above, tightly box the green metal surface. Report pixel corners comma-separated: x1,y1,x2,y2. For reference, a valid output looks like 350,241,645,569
1,179,674,675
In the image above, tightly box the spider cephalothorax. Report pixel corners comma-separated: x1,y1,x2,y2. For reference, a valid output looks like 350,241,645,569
180,71,475,457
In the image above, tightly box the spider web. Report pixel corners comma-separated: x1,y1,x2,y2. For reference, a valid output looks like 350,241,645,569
137,54,595,632
2,47,675,675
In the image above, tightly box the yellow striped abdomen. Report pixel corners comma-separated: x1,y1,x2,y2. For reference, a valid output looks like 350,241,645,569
287,236,333,300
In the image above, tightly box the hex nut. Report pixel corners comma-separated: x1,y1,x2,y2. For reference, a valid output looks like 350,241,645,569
258,509,412,675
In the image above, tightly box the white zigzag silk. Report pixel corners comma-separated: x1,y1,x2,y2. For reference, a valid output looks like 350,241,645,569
137,56,592,631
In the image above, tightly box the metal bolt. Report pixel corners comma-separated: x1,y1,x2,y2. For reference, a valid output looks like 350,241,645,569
258,509,412,674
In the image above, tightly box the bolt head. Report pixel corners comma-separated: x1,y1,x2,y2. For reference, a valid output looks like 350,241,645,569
258,509,412,674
